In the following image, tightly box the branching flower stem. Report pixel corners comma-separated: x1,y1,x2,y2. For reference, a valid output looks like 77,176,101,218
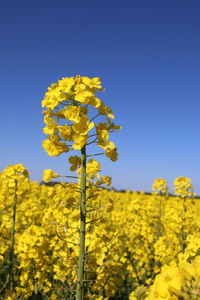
181,197,187,253
76,145,87,300
90,114,100,122
86,153,104,158
60,175,78,179
86,138,97,146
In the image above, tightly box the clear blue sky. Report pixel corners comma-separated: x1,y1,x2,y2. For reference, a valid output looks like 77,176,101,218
1,0,200,194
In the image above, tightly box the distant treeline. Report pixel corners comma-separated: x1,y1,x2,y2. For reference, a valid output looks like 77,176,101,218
40,181,200,199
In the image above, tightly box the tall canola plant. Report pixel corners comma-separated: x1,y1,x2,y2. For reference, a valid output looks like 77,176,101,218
41,75,121,300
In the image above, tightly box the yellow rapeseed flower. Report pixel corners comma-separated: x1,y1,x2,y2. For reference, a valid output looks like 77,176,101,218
43,169,59,182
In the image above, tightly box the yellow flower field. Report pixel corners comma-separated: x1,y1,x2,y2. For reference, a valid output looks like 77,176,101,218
0,164,200,299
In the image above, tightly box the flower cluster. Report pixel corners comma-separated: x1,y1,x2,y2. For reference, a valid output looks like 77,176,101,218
152,178,169,195
42,75,121,159
43,169,59,182
174,176,194,198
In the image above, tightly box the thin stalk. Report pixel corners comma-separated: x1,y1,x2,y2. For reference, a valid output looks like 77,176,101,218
181,197,187,253
60,175,78,179
157,194,163,237
86,153,104,158
90,114,100,122
86,138,97,146
76,145,87,300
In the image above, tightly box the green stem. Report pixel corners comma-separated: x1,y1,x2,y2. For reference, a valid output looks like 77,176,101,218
157,194,162,237
76,145,87,300
90,114,100,122
86,153,104,158
60,175,78,179
181,197,187,253
86,138,97,146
